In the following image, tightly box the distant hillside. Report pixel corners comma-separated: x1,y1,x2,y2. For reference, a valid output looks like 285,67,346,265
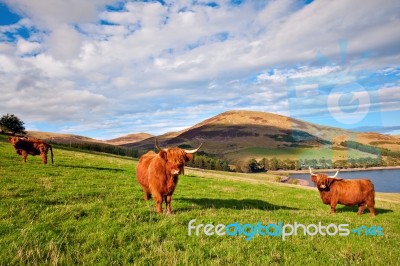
27,131,103,144
356,132,400,152
125,110,400,166
124,110,351,151
105,133,153,145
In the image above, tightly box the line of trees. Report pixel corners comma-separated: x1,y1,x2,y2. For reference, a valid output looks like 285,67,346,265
342,140,400,159
341,141,381,155
186,154,231,172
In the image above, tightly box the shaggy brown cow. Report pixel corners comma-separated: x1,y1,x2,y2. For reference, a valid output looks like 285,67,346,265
9,136,54,164
309,167,375,216
136,139,202,214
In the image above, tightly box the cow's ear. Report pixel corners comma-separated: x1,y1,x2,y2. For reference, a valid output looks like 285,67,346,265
159,150,167,160
185,153,194,162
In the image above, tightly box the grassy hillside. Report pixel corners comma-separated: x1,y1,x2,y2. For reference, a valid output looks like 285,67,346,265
224,146,378,163
1,134,399,265
27,131,103,144
105,133,153,145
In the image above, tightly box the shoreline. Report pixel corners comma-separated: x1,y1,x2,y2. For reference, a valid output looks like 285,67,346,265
270,165,400,174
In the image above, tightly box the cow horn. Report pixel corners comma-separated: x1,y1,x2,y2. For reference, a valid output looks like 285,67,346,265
328,170,339,178
309,166,313,175
155,138,164,151
183,143,203,154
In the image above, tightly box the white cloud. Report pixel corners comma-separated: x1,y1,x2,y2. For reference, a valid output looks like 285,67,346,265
4,0,113,28
378,87,400,112
16,38,41,56
46,24,83,61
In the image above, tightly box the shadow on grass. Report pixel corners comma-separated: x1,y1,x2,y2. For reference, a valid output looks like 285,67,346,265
336,206,393,215
58,164,126,172
178,197,298,211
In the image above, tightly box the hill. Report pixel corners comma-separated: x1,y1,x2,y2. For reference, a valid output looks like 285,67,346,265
124,110,344,149
105,133,153,145
27,131,103,144
0,133,399,265
124,110,400,166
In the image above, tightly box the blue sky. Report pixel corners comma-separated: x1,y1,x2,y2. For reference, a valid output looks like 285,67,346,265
0,0,399,140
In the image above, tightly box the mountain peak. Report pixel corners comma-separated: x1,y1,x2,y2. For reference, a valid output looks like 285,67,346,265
191,109,293,130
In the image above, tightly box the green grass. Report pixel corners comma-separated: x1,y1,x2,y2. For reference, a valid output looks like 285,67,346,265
1,135,399,265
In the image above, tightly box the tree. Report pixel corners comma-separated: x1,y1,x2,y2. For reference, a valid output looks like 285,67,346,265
0,114,26,135
259,158,268,171
246,158,260,173
269,157,280,171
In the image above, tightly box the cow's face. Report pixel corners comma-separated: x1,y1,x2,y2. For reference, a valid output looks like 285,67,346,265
155,139,202,176
311,174,343,189
159,148,193,176
8,136,20,146
309,167,342,189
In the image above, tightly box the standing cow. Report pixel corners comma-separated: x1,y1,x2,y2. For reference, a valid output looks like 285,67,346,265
136,139,202,214
309,167,375,216
8,136,54,164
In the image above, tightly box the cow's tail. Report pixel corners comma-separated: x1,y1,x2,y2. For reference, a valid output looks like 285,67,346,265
49,145,54,164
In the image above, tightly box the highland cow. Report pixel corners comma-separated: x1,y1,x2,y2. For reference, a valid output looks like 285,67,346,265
309,167,375,216
136,139,202,214
9,136,53,164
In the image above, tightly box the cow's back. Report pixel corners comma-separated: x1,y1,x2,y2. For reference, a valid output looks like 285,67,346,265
136,151,157,189
14,139,43,154
335,179,374,206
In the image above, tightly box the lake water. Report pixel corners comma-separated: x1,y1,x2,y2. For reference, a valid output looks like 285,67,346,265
290,169,400,193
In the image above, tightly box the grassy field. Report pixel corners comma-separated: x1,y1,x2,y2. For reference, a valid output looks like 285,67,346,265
1,135,399,265
225,146,379,163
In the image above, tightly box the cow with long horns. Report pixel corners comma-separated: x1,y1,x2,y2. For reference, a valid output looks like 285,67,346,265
136,139,202,214
309,167,376,216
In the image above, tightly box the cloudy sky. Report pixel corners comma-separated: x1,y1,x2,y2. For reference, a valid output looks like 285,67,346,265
0,0,399,139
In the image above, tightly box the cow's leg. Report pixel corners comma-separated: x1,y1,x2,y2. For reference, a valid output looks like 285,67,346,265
144,192,151,201
357,203,366,215
153,192,163,214
165,195,172,215
330,202,337,214
21,150,27,163
367,201,376,217
40,151,48,164
367,194,376,217
368,206,376,217
140,185,151,201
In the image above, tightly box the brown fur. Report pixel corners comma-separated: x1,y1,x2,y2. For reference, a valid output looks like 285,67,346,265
136,147,196,214
310,173,375,216
8,136,53,164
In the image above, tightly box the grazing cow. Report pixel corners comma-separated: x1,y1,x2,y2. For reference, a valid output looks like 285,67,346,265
8,136,54,164
136,139,202,214
309,167,375,216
